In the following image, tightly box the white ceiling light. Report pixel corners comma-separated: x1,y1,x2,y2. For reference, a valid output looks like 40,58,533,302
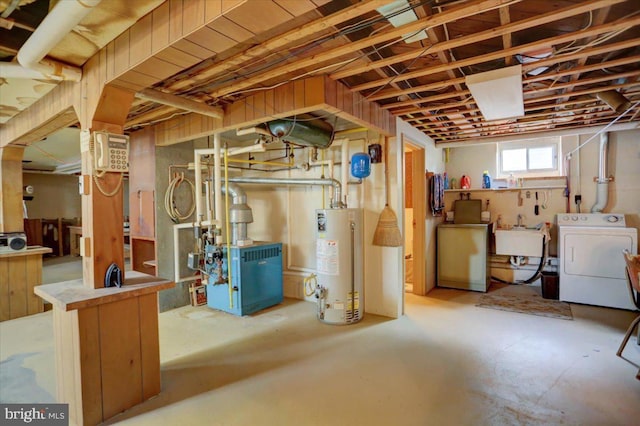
377,0,428,43
465,65,525,121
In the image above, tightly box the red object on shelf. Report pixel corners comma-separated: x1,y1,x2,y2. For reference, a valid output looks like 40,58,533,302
460,175,471,189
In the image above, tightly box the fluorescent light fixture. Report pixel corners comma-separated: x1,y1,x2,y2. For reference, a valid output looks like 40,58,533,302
377,0,428,43
465,65,525,120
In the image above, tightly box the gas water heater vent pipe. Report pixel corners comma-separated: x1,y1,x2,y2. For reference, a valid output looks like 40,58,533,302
591,132,609,213
224,176,344,209
220,182,253,245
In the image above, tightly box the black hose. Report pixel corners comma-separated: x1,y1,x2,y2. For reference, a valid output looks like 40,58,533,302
490,237,548,285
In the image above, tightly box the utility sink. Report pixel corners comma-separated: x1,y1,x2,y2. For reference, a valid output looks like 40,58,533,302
495,227,545,257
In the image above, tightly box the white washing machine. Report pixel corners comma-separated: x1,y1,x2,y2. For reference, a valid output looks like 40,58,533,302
557,213,637,310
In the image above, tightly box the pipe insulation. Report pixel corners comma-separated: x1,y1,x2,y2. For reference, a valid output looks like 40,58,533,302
13,0,102,81
590,132,609,213
223,176,344,209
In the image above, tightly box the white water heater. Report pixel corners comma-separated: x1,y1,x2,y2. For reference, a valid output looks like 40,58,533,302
315,208,363,324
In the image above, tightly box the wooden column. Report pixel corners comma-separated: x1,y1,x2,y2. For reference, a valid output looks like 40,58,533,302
0,146,25,233
81,86,135,289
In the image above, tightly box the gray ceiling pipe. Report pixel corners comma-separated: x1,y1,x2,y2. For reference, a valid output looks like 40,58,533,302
591,132,609,213
224,176,344,209
266,116,334,148
220,182,253,245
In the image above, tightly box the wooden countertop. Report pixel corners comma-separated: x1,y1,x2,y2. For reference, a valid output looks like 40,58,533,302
0,246,52,259
35,271,175,311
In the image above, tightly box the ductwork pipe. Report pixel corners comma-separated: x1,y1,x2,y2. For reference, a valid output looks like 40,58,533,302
590,132,609,213
224,176,344,209
7,0,102,81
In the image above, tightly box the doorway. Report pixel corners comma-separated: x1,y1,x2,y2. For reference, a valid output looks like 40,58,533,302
402,137,426,296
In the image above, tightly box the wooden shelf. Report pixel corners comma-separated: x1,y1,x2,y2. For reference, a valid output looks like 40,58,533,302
445,186,566,193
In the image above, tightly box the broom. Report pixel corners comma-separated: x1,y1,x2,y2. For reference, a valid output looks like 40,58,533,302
372,136,402,247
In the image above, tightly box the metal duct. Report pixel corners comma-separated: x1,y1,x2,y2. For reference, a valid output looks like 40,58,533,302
590,132,609,213
224,176,344,209
220,182,253,245
596,90,631,113
266,116,334,148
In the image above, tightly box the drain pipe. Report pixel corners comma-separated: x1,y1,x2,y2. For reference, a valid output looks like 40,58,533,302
590,132,609,213
224,176,344,209
3,0,102,81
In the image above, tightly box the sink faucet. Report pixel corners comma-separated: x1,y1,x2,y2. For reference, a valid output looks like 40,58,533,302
517,214,523,227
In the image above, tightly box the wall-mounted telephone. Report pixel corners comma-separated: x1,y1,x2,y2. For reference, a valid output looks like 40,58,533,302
93,131,130,173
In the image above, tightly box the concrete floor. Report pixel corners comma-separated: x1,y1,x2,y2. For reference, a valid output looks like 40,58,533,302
1,257,639,425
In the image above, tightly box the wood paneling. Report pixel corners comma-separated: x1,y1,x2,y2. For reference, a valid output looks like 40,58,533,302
186,26,237,54
154,46,202,69
99,297,143,420
0,249,49,321
151,1,170,54
0,259,8,321
43,277,170,425
139,293,161,399
76,307,102,426
0,146,24,232
130,14,153,66
207,17,254,43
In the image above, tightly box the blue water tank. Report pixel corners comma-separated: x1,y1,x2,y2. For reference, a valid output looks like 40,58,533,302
351,152,371,178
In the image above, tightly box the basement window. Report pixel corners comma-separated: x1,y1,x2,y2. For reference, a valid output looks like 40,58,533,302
497,137,561,177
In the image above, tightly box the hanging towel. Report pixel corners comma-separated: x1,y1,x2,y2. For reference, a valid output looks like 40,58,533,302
430,173,445,216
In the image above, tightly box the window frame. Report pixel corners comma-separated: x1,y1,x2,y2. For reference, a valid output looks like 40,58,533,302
497,137,562,178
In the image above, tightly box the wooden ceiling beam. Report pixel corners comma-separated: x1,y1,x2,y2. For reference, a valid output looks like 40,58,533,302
393,80,640,115
403,91,640,124
371,52,640,104
418,108,622,135
555,5,612,105
499,5,513,66
418,105,609,129
125,105,177,129
162,0,384,93
134,88,223,119
331,0,620,80
384,69,640,111
205,0,520,99
351,15,640,92
425,112,636,139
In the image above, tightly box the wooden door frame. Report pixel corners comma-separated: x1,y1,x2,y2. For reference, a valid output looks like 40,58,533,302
402,135,426,297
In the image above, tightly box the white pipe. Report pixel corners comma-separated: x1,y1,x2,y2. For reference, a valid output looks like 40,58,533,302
14,0,101,81
194,150,204,221
213,134,222,224
341,139,349,207
195,141,265,226
590,132,610,213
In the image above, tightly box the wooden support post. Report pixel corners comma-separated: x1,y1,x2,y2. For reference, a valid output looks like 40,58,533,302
0,146,25,233
80,86,135,289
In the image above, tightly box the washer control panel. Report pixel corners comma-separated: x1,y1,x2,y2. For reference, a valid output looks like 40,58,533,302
556,213,626,227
